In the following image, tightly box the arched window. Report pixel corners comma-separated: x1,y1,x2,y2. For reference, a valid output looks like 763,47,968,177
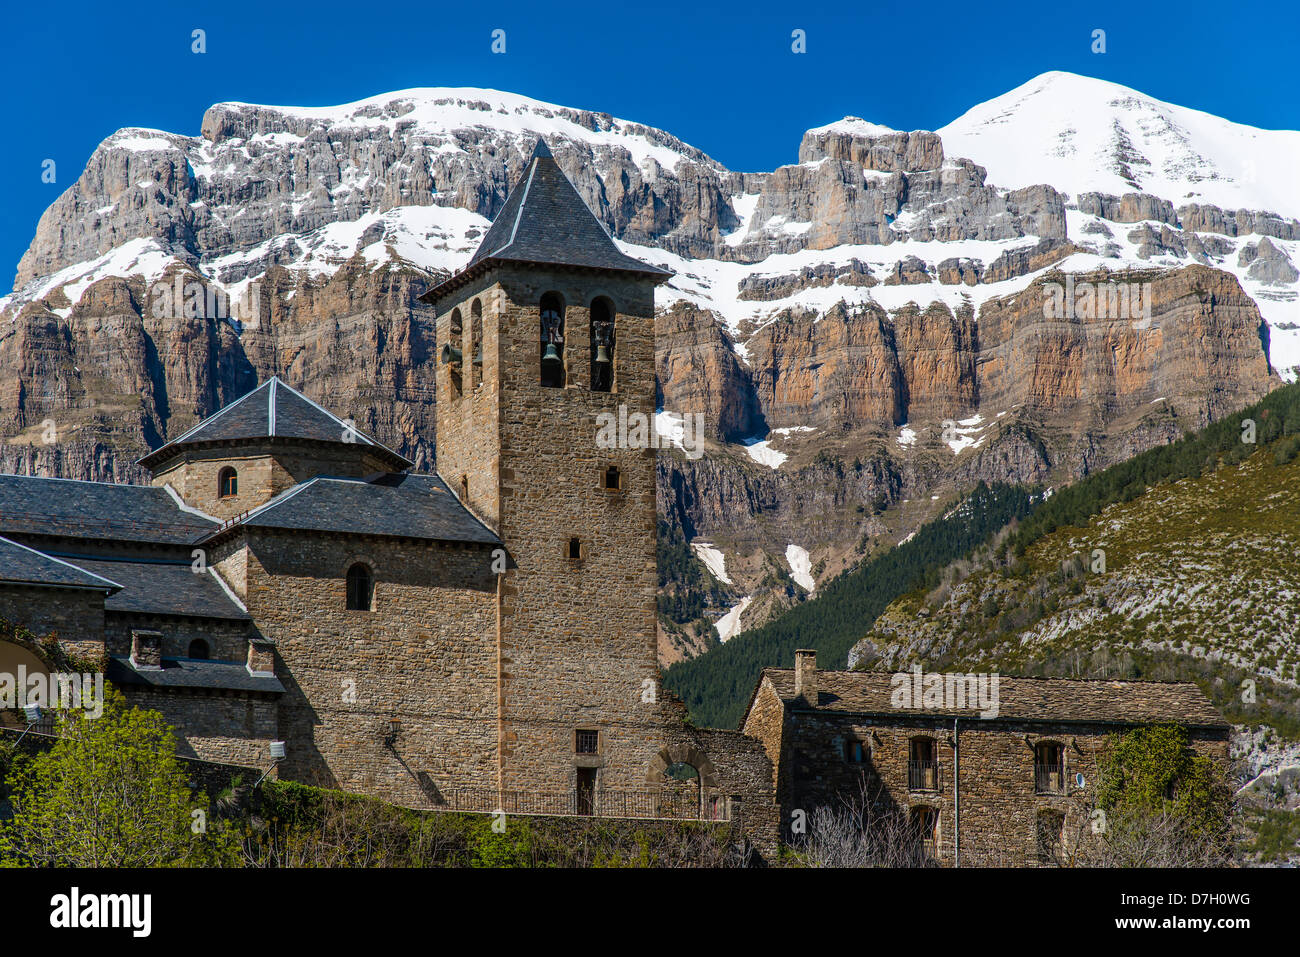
590,297,615,392
540,292,565,388
346,563,374,611
188,638,210,660
470,299,484,390
910,805,939,855
908,736,938,790
218,467,238,498
1036,809,1065,864
445,308,464,396
1034,741,1065,794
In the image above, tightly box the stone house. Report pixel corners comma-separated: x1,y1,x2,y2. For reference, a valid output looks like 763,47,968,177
0,139,778,848
741,650,1231,865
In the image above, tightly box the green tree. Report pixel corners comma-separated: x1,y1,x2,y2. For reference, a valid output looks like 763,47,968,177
0,688,235,867
1089,724,1232,865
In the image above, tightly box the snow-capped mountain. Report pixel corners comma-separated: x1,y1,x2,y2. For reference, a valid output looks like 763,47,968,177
939,71,1300,222
1,72,1295,650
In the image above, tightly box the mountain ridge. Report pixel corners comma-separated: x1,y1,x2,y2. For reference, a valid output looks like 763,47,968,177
2,71,1295,651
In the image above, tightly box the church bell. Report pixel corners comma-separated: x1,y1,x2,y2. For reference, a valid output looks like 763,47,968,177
542,343,562,365
440,343,462,365
594,343,611,365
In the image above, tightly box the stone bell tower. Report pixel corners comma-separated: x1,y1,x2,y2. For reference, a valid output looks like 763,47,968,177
421,139,673,796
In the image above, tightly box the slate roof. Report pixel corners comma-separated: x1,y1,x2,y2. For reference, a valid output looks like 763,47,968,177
0,475,217,545
758,669,1228,730
0,536,122,592
422,139,672,304
204,472,501,546
106,656,284,694
55,555,250,621
138,377,413,471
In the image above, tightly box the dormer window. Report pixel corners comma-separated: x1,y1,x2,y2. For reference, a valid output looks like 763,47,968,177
188,639,210,660
218,467,238,498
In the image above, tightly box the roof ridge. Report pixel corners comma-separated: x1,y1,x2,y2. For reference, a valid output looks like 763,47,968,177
492,157,539,259
0,473,163,490
0,534,124,590
268,377,375,447
165,379,273,447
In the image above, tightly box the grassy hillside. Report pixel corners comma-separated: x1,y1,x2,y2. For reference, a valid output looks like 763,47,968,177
662,482,1038,729
855,430,1300,731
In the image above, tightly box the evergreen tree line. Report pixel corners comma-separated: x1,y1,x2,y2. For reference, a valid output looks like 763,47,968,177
1006,380,1300,558
663,381,1300,730
663,482,1038,729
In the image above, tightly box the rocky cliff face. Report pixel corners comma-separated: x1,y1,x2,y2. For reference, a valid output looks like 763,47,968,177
2,74,1296,655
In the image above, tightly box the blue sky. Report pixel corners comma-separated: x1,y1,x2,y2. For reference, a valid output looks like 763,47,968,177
2,0,1296,293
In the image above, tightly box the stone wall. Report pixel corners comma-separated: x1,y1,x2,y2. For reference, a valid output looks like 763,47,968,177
238,526,500,806
104,611,249,661
763,696,1230,865
435,264,666,795
119,685,279,767
0,585,105,660
153,442,396,521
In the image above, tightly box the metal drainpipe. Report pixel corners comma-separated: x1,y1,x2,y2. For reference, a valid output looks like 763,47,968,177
952,716,960,867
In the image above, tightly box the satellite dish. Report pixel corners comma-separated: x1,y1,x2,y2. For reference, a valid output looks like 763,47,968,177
1075,772,1086,788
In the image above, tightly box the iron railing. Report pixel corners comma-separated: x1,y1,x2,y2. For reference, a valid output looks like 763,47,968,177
1034,763,1066,794
908,759,940,791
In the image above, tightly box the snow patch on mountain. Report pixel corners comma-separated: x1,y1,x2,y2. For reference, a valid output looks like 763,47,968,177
786,544,815,592
690,542,732,585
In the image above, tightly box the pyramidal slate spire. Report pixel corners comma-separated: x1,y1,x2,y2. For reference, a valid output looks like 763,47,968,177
423,137,671,304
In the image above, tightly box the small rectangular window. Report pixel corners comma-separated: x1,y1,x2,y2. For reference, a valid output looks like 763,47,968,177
575,729,598,754
602,466,621,490
568,537,582,560
845,739,865,763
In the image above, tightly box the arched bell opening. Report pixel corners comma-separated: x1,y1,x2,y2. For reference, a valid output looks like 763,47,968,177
589,296,615,393
540,292,566,388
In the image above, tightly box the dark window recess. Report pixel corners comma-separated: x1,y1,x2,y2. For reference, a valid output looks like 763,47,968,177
909,737,939,790
603,466,621,490
218,467,238,498
590,298,614,393
540,292,565,388
1034,742,1065,794
576,767,596,816
346,563,374,611
568,537,582,560
1037,810,1065,863
845,739,865,763
575,729,598,754
911,806,938,852
188,639,210,660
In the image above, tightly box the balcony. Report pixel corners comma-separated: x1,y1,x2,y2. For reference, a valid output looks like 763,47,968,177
908,759,940,792
1034,763,1066,795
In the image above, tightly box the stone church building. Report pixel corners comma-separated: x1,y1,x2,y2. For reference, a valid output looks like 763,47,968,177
0,140,777,838
0,140,1230,864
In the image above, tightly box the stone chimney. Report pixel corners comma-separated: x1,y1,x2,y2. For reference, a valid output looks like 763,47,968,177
129,629,163,671
794,649,817,703
246,638,276,677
